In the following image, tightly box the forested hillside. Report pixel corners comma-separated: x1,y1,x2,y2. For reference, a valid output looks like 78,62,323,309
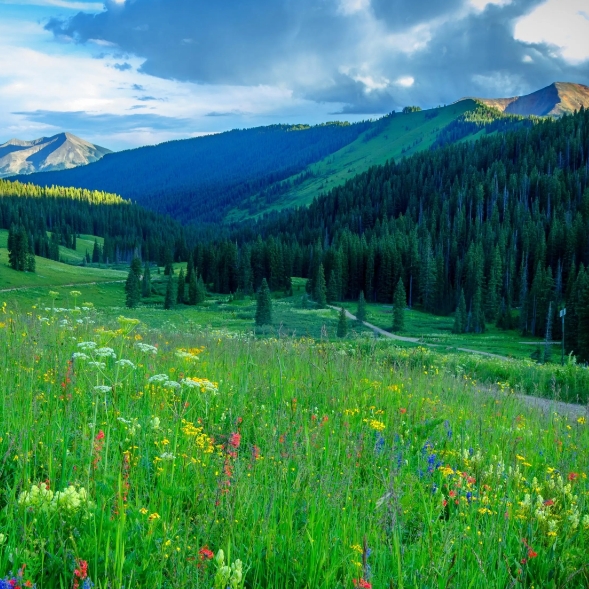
0,179,193,265
13,122,371,224
189,108,589,358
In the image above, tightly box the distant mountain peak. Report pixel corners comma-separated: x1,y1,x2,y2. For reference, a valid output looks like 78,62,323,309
0,132,111,178
461,82,589,117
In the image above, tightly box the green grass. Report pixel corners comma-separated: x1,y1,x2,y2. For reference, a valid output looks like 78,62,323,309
57,234,104,264
342,302,552,360
0,303,588,588
226,101,477,222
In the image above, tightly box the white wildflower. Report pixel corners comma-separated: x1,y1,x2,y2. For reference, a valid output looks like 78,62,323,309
71,352,89,361
88,361,106,369
159,452,175,461
77,341,97,351
148,374,169,384
95,347,116,359
115,359,136,369
135,343,158,354
94,385,112,393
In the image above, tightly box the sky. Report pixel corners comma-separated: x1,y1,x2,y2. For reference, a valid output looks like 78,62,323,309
0,0,588,151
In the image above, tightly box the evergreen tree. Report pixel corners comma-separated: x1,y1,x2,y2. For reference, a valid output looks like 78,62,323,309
392,278,406,332
326,272,338,304
314,264,327,308
337,307,348,338
356,291,367,322
125,264,141,308
255,278,273,326
130,257,142,278
92,239,101,263
453,289,467,334
164,274,175,310
188,271,198,305
177,268,186,304
142,262,152,297
195,276,207,304
577,273,589,362
470,285,486,333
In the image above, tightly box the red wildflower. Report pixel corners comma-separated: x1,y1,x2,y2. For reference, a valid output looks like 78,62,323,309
352,579,372,589
228,432,241,449
568,472,579,481
543,499,554,506
449,490,457,498
399,408,407,414
198,546,214,561
527,548,538,559
73,559,88,589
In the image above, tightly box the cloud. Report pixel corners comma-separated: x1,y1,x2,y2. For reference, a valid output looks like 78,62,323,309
113,61,131,70
43,0,589,115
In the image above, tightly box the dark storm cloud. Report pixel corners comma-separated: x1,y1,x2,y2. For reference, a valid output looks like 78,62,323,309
45,0,589,114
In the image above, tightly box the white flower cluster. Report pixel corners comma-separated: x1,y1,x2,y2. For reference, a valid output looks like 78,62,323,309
71,352,89,361
78,341,98,351
95,347,116,359
88,361,107,369
18,483,94,516
115,359,136,369
94,385,112,393
175,350,199,361
148,374,169,384
181,378,219,394
135,343,158,354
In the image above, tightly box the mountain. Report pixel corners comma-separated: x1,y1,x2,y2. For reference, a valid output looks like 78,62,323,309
0,132,111,178
465,82,589,117
12,101,505,224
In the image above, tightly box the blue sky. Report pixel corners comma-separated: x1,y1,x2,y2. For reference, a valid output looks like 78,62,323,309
1,0,588,151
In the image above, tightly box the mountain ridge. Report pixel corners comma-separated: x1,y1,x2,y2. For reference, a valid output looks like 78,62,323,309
461,82,589,117
0,132,111,178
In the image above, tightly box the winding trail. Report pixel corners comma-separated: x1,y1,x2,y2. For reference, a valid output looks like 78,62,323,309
329,305,589,420
0,280,125,294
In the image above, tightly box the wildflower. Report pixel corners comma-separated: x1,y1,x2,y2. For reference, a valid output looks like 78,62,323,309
71,352,88,361
229,432,241,449
95,347,116,359
568,472,579,481
135,343,158,354
399,408,407,414
93,385,111,393
577,416,586,425
148,374,169,384
352,580,372,588
115,359,136,369
77,341,97,351
88,362,106,369
159,452,176,461
73,559,89,589
199,546,215,561
148,512,160,521
164,380,181,389
150,417,161,430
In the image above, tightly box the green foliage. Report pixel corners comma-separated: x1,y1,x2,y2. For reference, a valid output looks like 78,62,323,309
393,278,406,332
336,307,348,338
177,268,186,304
314,264,327,308
124,265,141,308
141,262,152,297
164,274,175,310
255,278,273,326
356,291,367,322
453,290,467,334
402,105,422,113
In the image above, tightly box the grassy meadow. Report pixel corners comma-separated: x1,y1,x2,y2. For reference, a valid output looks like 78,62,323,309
0,289,587,588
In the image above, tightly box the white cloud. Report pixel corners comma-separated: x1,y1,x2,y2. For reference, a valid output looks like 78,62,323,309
514,0,589,63
468,0,512,11
0,0,104,10
395,76,415,87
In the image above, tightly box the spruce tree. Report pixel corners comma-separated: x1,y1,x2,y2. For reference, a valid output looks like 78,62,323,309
92,239,101,263
453,289,467,334
577,274,589,362
392,278,406,332
255,278,272,326
314,264,327,308
142,262,152,297
130,257,143,279
164,274,175,310
188,271,198,305
125,264,141,308
356,291,367,322
337,307,348,338
177,268,185,304
326,272,338,304
195,276,207,304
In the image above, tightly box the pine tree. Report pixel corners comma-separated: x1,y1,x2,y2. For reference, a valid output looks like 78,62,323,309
392,278,406,332
142,262,152,297
314,264,327,308
125,264,141,308
356,291,367,322
164,274,175,310
177,268,185,304
471,285,485,333
453,289,467,334
195,276,207,304
188,271,198,305
337,307,348,338
130,257,142,279
326,272,338,304
255,278,272,326
92,239,101,263
577,272,589,362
